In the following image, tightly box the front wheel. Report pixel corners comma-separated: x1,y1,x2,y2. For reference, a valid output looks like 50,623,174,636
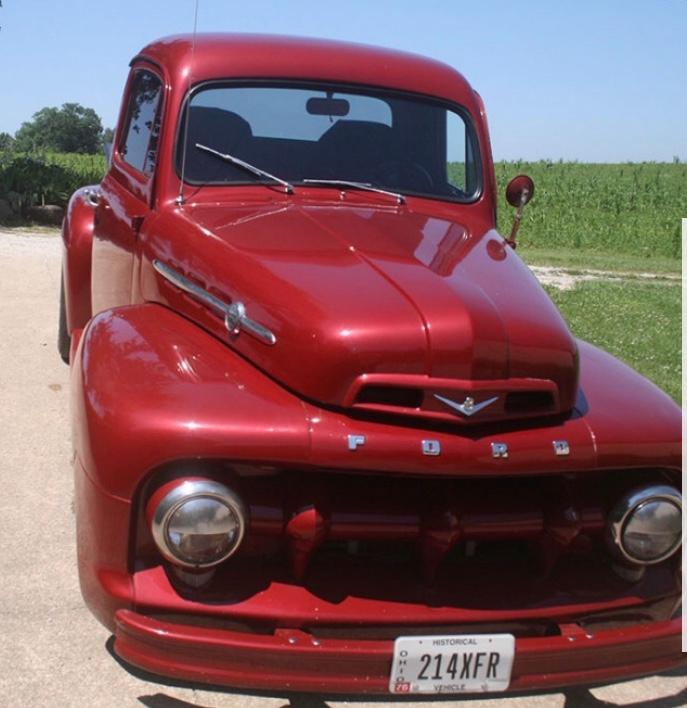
58,275,71,364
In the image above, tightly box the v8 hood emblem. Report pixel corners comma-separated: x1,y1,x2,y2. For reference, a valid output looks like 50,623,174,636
434,393,498,417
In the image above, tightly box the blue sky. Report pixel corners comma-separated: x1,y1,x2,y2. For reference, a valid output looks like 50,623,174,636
0,0,684,161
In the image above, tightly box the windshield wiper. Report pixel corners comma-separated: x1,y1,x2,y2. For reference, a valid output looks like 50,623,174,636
195,143,294,194
302,179,405,205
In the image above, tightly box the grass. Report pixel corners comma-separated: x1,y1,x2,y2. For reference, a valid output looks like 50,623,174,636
545,280,681,403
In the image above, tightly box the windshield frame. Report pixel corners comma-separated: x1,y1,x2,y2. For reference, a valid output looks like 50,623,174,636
174,79,484,205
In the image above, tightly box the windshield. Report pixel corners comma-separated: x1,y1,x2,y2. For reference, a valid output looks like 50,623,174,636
177,83,481,202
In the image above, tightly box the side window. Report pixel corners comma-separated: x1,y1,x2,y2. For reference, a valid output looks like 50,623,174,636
444,111,480,197
119,70,163,175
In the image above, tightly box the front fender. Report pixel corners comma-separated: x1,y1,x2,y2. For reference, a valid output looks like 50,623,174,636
71,304,311,500
575,339,681,471
62,186,97,332
71,303,310,628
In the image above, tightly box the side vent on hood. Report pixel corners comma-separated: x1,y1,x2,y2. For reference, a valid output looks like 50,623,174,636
504,391,555,415
355,385,424,409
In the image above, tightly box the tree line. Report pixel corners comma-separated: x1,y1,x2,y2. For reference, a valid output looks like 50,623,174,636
0,103,114,154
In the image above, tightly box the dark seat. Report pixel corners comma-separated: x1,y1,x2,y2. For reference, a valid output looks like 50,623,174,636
183,106,253,182
316,120,396,182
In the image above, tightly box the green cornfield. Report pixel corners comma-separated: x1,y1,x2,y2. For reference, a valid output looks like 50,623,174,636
45,152,106,180
1,153,685,261
494,161,685,260
0,151,106,209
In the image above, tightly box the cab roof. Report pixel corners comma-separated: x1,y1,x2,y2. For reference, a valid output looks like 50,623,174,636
135,34,477,107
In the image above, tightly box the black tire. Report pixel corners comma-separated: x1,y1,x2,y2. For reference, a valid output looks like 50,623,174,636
58,275,71,364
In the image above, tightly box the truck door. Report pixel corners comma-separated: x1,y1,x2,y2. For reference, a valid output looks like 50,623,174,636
91,67,163,315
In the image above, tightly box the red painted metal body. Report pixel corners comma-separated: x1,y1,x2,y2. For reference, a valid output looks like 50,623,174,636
61,186,96,332
63,34,683,695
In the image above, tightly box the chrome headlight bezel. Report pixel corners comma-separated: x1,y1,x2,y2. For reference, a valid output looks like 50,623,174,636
150,479,247,569
606,484,682,565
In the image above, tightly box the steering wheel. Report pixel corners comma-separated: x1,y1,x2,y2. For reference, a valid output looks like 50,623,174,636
374,160,435,193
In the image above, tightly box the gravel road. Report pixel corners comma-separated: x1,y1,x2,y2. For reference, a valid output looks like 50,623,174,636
1,229,684,707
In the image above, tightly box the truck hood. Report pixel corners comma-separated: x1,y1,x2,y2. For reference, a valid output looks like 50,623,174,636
142,198,578,423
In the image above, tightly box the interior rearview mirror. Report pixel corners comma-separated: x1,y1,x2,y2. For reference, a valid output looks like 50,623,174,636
306,97,350,117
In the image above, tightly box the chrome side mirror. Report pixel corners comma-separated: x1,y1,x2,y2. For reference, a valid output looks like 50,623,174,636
505,175,534,248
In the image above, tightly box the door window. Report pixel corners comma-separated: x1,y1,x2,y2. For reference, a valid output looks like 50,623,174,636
119,70,163,175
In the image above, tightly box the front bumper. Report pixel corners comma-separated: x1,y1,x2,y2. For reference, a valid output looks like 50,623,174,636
114,610,685,694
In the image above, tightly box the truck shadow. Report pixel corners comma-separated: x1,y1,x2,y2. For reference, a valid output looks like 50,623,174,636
137,687,687,708
560,686,687,707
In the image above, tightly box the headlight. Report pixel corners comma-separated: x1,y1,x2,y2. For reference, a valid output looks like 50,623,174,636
150,479,247,569
607,484,682,565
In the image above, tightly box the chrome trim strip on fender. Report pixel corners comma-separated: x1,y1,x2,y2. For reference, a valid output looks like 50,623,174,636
152,259,277,346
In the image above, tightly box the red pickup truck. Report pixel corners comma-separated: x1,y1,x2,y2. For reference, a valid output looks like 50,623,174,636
60,33,683,695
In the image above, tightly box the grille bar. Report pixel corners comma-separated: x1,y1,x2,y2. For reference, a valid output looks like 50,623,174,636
242,474,608,581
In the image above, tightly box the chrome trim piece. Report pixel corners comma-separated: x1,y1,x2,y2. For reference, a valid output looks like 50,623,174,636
421,440,441,456
151,479,248,570
606,484,682,565
491,442,508,459
83,188,100,207
611,562,645,583
347,434,366,451
434,393,498,417
552,440,570,456
172,566,216,587
152,259,277,346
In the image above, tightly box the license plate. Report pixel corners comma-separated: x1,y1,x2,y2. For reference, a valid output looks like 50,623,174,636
389,634,515,694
